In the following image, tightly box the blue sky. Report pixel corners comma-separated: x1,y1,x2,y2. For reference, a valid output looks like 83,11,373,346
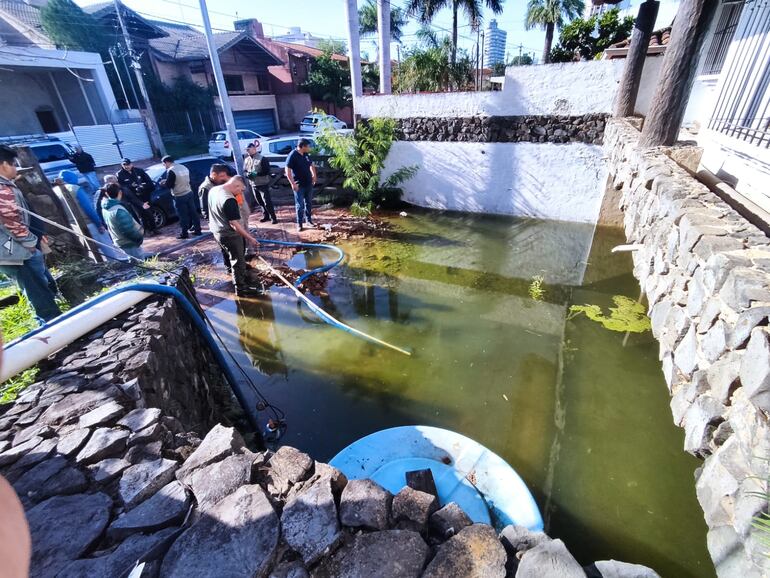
80,0,681,62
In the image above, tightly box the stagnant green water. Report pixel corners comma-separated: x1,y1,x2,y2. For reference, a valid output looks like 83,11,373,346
209,211,712,577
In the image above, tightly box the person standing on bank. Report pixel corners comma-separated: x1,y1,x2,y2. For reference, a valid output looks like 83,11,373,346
101,183,146,261
69,145,100,192
208,176,261,297
285,138,317,233
115,159,158,236
0,145,61,323
243,144,277,224
159,155,201,239
198,163,231,221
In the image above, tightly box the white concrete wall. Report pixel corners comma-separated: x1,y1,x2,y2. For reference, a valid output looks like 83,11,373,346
382,141,607,224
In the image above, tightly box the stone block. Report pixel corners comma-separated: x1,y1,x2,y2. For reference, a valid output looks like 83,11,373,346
703,252,753,294
0,435,44,467
26,492,112,578
12,424,54,447
430,502,473,540
108,480,191,540
77,401,125,429
89,458,131,484
117,407,162,432
339,478,392,531
707,351,743,404
585,560,661,578
707,525,765,578
314,530,429,578
75,427,129,465
740,328,770,411
282,476,341,565
697,298,724,334
422,524,506,578
175,424,244,483
693,235,744,263
392,486,439,533
686,268,708,318
128,422,163,447
683,395,726,457
731,306,770,349
161,485,279,578
700,319,729,364
119,458,179,510
189,452,253,512
10,436,59,472
674,324,699,377
696,454,739,527
720,268,770,312
514,537,584,578
39,389,119,426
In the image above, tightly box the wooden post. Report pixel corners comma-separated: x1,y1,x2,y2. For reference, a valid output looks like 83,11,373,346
639,0,719,147
614,0,660,117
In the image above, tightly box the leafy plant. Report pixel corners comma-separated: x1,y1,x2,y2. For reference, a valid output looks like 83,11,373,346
397,29,476,92
302,52,352,108
40,0,110,53
549,8,635,63
529,275,545,301
316,117,417,208
350,202,374,218
568,295,651,333
1,368,39,404
525,0,584,63
317,38,348,56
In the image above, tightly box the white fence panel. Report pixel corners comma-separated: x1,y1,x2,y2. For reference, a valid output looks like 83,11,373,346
71,123,152,167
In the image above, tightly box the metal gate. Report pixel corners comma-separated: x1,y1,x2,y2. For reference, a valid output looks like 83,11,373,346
72,122,153,166
233,109,277,135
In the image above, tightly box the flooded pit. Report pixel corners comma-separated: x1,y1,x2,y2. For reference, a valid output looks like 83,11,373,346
208,210,712,577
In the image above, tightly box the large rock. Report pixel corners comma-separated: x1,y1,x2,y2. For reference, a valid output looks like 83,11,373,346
77,401,125,428
267,445,315,496
0,435,44,467
175,424,244,483
270,560,310,578
109,480,191,540
57,428,91,458
430,502,473,540
516,538,585,578
313,530,429,578
26,492,112,578
117,407,162,432
56,527,178,578
282,476,341,565
89,458,131,484
339,478,392,530
39,389,118,426
75,427,129,465
682,395,726,457
189,453,253,511
740,328,770,411
392,486,439,532
161,484,279,578
423,524,506,578
10,436,59,471
119,458,179,509
499,524,551,557
585,560,661,578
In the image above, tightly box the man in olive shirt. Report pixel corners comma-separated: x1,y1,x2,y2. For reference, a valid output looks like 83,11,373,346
284,138,317,233
208,176,260,297
160,155,201,239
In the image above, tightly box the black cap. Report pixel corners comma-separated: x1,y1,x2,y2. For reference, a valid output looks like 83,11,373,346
246,142,256,149
121,158,131,164
161,155,173,163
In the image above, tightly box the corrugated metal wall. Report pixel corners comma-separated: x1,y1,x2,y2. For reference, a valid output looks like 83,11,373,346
71,123,153,167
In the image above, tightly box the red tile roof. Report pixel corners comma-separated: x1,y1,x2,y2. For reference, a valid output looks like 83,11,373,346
609,26,671,51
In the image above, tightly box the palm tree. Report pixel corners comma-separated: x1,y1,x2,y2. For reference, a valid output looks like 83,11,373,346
359,0,407,42
524,0,583,64
405,0,504,65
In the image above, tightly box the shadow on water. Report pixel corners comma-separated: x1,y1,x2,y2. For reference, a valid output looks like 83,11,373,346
211,212,713,578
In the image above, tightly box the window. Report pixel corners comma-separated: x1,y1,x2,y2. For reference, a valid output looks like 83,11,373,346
31,144,70,163
35,108,60,133
269,139,297,155
224,74,244,93
211,133,226,142
702,1,744,75
256,72,270,92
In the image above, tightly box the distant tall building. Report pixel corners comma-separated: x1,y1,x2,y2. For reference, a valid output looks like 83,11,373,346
271,27,322,49
484,19,507,66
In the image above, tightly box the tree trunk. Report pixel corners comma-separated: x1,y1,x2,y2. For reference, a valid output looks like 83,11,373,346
543,22,554,64
344,0,363,121
378,0,392,94
615,0,660,117
451,1,459,66
639,0,719,147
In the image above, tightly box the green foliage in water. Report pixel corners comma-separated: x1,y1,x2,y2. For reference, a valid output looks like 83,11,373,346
569,295,651,333
529,275,546,301
316,117,417,207
350,201,374,218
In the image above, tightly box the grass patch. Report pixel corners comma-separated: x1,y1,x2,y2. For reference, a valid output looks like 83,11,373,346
528,275,545,301
0,290,40,401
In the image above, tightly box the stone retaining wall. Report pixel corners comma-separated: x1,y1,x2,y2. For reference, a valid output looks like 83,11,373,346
0,276,662,577
394,114,607,144
605,118,770,577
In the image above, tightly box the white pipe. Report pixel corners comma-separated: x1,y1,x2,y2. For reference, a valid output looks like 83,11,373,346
1,290,152,383
611,244,645,253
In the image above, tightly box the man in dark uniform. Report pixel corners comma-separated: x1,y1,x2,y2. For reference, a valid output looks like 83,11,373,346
116,159,158,234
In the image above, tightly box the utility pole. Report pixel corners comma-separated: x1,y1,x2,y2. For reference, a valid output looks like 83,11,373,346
615,0,659,117
476,27,481,90
199,0,243,175
377,0,391,94
113,0,165,157
480,30,485,90
344,0,364,122
518,43,523,65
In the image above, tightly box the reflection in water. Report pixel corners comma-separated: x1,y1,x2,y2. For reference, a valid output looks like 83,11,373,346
212,211,713,578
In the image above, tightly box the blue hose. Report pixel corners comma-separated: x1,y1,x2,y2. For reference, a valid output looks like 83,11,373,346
254,238,344,285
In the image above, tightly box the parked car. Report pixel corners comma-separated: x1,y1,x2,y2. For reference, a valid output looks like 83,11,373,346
208,130,265,159
299,113,347,132
144,155,235,227
0,136,89,188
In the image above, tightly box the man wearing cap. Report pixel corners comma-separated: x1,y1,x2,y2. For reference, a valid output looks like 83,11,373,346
243,143,277,224
0,145,61,323
116,159,158,235
159,155,201,239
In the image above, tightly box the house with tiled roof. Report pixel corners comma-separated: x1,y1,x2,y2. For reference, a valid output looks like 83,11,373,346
602,27,671,59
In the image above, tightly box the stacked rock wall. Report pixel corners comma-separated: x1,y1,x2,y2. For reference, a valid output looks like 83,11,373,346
605,118,770,577
394,114,607,144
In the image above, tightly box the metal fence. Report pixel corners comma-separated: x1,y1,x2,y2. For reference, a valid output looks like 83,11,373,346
155,108,223,143
708,0,770,148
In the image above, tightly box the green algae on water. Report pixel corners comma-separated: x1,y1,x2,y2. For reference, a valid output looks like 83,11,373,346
569,295,651,333
529,275,546,301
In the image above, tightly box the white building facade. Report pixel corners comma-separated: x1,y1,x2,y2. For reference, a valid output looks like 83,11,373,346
484,19,507,66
